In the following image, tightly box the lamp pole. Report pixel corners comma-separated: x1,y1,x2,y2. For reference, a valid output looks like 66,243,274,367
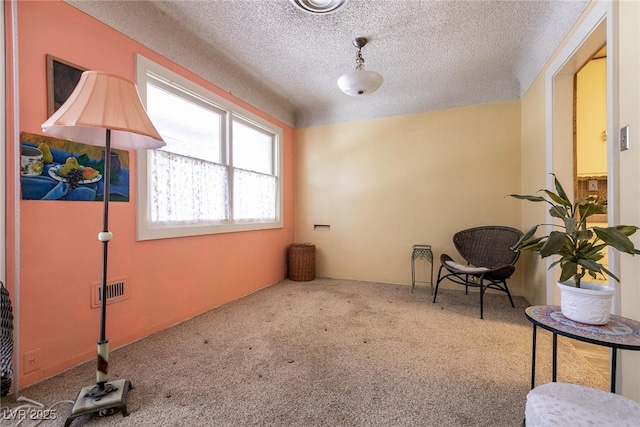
95,129,113,394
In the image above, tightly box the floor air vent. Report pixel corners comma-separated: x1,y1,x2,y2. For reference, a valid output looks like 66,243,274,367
91,278,130,308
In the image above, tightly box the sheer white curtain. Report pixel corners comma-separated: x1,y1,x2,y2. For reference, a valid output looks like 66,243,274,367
150,149,228,223
233,168,277,221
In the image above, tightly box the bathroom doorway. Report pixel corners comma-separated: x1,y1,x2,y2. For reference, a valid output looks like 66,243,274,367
574,45,609,283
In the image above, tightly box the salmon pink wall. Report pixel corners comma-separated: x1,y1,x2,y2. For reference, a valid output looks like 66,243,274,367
11,1,295,389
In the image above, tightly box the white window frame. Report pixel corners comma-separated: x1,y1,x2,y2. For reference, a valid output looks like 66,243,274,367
135,55,283,240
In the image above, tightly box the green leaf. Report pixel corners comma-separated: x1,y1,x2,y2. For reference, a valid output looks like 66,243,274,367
576,195,599,205
563,216,577,233
509,194,546,202
512,225,539,248
544,190,571,207
614,225,640,237
539,231,568,257
574,228,592,242
513,230,547,251
517,240,546,252
578,202,605,220
549,260,561,269
549,205,567,219
76,153,91,167
600,265,621,282
553,175,571,204
581,243,607,259
593,227,637,254
577,258,602,273
559,262,577,282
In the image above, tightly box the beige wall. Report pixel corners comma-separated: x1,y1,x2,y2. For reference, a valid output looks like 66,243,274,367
295,100,523,294
519,74,549,305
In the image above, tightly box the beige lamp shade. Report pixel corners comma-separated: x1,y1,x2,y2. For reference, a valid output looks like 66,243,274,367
42,71,165,150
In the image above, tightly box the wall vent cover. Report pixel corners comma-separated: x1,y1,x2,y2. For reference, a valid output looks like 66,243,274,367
91,278,130,308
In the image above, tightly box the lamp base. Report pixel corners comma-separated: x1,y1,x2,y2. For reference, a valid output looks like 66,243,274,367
64,379,132,427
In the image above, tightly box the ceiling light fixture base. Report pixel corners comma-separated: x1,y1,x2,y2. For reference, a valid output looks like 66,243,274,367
353,37,368,49
290,0,348,15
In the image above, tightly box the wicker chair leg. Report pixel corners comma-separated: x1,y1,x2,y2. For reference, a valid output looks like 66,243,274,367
503,280,515,308
433,265,445,303
479,281,486,320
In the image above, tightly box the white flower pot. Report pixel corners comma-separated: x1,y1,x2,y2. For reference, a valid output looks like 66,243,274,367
557,280,615,325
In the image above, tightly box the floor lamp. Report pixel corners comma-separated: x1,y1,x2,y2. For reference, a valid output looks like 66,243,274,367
41,71,165,425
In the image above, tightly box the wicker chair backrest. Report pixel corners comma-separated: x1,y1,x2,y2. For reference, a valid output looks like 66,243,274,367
1,282,13,397
453,226,523,269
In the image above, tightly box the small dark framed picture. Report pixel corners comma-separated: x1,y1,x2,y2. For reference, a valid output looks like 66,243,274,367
46,54,87,116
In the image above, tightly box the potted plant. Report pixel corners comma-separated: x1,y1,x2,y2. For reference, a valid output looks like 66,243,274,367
509,174,639,325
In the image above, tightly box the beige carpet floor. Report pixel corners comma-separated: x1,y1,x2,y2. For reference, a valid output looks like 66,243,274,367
1,278,607,426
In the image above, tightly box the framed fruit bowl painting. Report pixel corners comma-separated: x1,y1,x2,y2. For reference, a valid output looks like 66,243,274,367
20,132,130,202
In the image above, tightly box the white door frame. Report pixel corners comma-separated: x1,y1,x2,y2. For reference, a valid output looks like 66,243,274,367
1,0,6,289
544,0,619,311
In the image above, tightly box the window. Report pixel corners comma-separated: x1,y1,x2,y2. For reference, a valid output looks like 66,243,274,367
136,56,283,240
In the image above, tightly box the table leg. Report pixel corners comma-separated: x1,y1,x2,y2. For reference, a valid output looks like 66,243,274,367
610,348,617,393
411,256,416,293
531,324,537,389
429,257,434,295
552,333,558,382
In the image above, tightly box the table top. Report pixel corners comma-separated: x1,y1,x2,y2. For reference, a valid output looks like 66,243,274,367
525,305,640,350
411,245,433,260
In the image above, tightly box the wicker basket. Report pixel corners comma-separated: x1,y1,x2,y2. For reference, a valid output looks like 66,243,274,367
288,243,316,281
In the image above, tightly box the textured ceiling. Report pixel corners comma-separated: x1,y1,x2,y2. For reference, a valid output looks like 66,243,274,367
67,0,590,128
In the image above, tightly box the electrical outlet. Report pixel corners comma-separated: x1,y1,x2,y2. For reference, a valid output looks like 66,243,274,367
620,125,630,151
23,348,41,374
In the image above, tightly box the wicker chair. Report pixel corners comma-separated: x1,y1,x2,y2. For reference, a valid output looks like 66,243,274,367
433,226,523,319
1,281,13,397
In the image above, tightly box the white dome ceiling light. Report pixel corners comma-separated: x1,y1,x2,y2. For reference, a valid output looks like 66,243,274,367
290,0,348,15
337,37,383,96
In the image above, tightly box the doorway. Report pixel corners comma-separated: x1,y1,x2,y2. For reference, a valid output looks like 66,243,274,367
546,1,617,387
572,45,611,384
575,46,608,283
545,2,617,308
